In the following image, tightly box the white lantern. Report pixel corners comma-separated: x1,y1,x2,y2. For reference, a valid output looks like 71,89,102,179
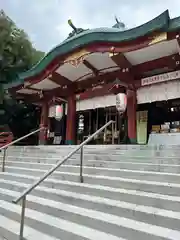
48,105,56,118
55,105,63,120
116,93,127,113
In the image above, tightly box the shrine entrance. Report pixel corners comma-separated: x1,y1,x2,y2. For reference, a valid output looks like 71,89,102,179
76,106,128,145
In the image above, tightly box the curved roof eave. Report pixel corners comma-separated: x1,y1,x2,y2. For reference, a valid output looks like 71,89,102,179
168,16,180,31
10,10,180,87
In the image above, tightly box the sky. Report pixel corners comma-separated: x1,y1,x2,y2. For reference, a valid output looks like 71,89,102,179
1,0,180,52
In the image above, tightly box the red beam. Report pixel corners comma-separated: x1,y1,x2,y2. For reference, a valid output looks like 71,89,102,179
75,69,135,90
44,70,137,99
133,53,180,76
83,60,99,76
50,72,72,86
76,83,125,101
88,37,152,54
12,93,43,102
43,83,74,98
110,52,132,69
77,83,114,100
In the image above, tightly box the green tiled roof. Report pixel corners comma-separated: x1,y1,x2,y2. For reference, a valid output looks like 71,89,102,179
168,16,180,31
7,10,180,89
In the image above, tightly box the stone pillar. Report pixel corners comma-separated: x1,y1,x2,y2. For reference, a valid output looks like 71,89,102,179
39,101,49,145
127,90,137,144
65,95,76,145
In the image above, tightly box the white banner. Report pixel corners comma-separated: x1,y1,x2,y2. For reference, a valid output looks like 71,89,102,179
141,70,180,86
137,80,180,104
76,94,116,111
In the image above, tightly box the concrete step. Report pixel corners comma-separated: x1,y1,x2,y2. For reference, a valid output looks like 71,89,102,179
5,148,180,157
3,145,180,153
6,144,180,150
3,165,180,185
2,160,180,173
0,199,125,240
1,144,180,239
2,154,180,165
6,143,180,149
0,183,180,239
1,171,180,196
0,177,180,211
0,214,59,240
0,178,180,211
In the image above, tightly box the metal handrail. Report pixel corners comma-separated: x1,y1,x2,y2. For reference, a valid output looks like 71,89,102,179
0,127,45,172
12,120,115,240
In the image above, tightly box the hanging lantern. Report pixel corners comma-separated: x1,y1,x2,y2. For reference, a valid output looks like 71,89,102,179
116,93,127,113
55,105,63,120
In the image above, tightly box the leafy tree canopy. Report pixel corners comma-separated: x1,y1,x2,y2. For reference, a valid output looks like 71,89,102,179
0,10,44,86
0,10,44,140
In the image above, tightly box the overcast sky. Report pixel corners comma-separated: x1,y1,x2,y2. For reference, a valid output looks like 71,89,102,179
1,0,180,52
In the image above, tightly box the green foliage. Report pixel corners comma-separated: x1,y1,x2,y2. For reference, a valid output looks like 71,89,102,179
0,10,44,84
0,10,44,139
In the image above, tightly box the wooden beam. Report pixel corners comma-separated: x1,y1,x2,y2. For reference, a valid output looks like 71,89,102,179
75,69,135,91
49,72,72,86
12,91,67,106
12,66,139,100
45,69,137,98
110,52,132,69
133,53,180,76
12,93,43,102
43,84,73,98
111,85,126,95
83,60,99,76
76,83,114,100
88,35,155,54
12,68,136,97
76,83,126,101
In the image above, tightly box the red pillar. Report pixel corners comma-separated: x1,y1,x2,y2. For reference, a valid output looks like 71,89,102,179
127,90,137,144
65,95,76,145
39,101,49,145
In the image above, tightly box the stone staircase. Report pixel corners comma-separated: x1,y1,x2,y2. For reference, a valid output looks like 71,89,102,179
0,145,180,239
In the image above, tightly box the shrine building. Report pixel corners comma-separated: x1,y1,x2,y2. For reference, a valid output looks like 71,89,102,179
6,10,180,145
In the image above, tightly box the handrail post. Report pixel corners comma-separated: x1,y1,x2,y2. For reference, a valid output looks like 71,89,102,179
80,146,84,183
19,195,26,240
2,148,7,172
12,120,115,240
13,120,115,204
112,122,115,145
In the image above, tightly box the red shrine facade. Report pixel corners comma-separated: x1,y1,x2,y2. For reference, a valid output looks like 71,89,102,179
7,10,180,145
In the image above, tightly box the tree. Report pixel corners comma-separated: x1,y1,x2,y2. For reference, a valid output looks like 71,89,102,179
0,10,44,95
0,10,44,140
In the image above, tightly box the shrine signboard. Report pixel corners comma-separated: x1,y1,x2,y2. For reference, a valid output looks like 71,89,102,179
141,70,180,86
